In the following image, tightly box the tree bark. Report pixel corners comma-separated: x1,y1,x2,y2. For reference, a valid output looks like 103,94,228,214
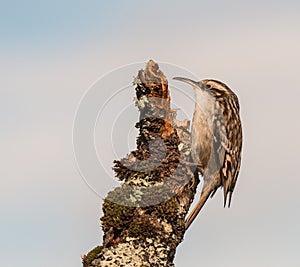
82,60,199,267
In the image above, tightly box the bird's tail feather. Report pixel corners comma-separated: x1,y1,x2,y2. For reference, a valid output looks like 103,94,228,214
185,187,213,230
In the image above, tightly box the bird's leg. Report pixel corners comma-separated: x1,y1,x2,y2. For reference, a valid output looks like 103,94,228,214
178,160,203,188
190,168,200,189
172,161,202,195
179,160,203,170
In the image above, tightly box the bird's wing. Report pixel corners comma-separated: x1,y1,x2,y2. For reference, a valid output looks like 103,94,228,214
208,101,235,206
212,101,242,207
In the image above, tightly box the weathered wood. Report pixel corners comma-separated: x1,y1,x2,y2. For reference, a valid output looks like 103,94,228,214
83,60,198,267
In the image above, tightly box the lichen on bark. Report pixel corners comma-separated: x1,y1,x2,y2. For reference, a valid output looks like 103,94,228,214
82,60,199,267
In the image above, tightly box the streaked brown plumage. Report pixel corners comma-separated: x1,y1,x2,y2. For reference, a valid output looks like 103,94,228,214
173,77,242,230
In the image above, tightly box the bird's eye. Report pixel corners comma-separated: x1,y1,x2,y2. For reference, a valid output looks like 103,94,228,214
205,84,212,90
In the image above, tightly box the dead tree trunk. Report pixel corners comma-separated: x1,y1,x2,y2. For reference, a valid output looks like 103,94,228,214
82,60,199,267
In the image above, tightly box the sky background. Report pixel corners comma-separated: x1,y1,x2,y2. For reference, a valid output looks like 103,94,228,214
1,1,300,266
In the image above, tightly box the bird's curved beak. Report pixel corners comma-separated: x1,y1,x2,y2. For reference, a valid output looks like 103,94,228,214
173,77,202,89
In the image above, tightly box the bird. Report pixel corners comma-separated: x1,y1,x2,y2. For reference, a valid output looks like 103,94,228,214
173,77,242,230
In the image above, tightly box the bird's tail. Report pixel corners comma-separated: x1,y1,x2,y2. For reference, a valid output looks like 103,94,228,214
185,185,214,230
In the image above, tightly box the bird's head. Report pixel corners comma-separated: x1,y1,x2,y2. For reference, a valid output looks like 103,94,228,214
173,77,233,98
173,77,239,111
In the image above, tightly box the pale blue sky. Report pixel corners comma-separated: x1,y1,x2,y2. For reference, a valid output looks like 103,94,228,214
1,1,300,266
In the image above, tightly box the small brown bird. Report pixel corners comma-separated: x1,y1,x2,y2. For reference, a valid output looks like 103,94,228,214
173,77,242,230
